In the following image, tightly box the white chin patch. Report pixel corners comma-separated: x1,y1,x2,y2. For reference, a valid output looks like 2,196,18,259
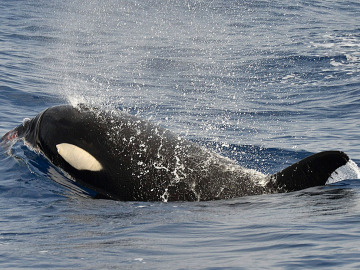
326,160,360,184
56,143,103,171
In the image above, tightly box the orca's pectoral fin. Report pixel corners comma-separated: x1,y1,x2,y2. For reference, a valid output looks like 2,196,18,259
268,151,349,192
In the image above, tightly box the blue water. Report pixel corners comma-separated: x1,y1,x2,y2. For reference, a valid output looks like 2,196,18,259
1,0,360,268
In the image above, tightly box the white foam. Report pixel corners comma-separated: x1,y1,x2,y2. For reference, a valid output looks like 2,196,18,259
326,160,360,184
67,95,86,107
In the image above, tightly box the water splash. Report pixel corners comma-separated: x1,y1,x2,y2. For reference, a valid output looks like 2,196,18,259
326,160,360,184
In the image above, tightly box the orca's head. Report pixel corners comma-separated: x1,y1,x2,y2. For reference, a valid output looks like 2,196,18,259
1,105,107,173
1,105,118,198
13,105,106,173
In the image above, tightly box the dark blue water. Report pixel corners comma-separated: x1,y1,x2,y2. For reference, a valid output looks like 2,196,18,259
1,0,360,269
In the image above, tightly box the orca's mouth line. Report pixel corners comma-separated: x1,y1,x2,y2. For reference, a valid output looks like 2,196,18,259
1,108,48,151
0,128,20,155
1,128,18,143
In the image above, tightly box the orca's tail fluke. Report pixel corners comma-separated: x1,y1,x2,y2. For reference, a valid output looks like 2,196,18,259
268,151,350,192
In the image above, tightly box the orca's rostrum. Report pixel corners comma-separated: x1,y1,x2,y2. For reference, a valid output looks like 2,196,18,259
1,104,351,201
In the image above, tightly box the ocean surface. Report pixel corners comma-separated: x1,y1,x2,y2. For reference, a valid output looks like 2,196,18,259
1,0,360,269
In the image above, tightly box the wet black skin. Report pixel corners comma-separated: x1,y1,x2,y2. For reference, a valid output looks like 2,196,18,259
1,105,349,201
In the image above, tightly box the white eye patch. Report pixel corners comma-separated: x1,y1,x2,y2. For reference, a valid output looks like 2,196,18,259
56,143,103,171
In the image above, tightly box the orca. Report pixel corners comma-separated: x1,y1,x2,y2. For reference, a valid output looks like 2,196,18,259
1,104,350,201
